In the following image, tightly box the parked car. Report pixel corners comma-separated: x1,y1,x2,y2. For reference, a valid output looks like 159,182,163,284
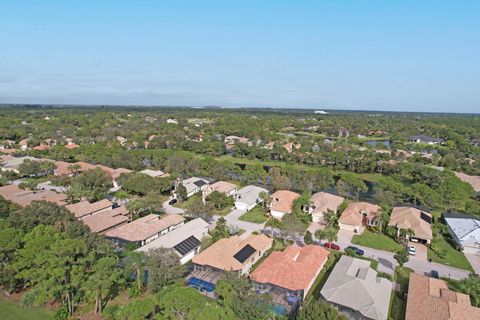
346,246,365,256
408,245,417,255
168,198,177,205
324,242,340,250
430,270,439,279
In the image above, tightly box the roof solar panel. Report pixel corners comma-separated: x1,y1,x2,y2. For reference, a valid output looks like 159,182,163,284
174,236,201,256
194,180,207,187
233,244,256,263
420,212,432,224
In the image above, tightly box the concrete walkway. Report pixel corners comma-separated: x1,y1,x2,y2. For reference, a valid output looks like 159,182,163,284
464,254,480,275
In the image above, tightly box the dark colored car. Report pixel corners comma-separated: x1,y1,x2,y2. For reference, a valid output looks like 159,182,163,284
430,270,439,279
168,198,177,205
346,246,365,256
324,242,340,250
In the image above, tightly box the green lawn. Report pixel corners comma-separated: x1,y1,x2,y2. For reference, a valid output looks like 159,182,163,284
352,230,404,253
0,299,52,320
174,194,232,216
239,207,268,223
428,238,473,271
388,267,413,320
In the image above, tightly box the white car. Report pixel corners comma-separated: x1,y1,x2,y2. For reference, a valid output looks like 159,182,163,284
408,245,416,255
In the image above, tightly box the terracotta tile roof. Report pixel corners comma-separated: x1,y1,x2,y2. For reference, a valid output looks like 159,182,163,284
339,202,381,226
192,234,273,272
64,143,79,149
33,145,51,150
455,172,480,192
250,245,329,291
0,148,19,154
310,192,345,217
53,160,131,179
209,181,238,194
0,184,67,207
81,207,129,233
105,214,184,242
388,207,432,240
270,190,300,214
65,199,113,219
406,273,480,320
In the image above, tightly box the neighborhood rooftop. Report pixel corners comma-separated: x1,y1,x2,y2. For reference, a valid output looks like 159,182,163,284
320,255,392,320
250,245,329,293
65,199,114,219
192,234,273,272
406,273,480,320
0,184,67,207
106,214,184,242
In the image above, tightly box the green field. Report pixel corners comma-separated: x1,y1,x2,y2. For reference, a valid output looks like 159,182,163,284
239,207,268,223
352,230,403,253
428,238,473,271
0,299,52,320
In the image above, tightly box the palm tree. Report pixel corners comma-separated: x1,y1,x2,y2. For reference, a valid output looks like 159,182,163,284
399,228,415,245
265,218,281,237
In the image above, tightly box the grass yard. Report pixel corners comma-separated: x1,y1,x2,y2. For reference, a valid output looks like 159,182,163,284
428,238,473,271
388,267,413,320
352,230,403,253
0,299,52,320
174,194,232,216
239,207,268,223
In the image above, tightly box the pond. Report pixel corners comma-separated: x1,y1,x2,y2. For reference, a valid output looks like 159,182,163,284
365,139,392,148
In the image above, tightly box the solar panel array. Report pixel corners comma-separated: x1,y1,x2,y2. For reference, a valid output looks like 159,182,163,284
420,211,432,224
174,236,201,256
233,244,256,263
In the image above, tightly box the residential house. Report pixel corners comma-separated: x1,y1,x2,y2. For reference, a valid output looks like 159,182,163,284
177,177,210,198
471,138,480,147
234,185,269,211
106,214,185,246
338,127,350,138
166,118,178,124
454,172,480,195
82,207,130,233
0,140,15,150
405,273,480,320
283,142,301,153
65,199,114,219
338,202,381,233
409,135,444,144
192,234,273,275
19,139,29,151
388,207,433,244
141,169,169,178
268,190,300,220
320,255,392,320
203,181,238,197
0,156,40,173
0,184,67,207
444,214,480,255
64,143,79,149
224,135,251,146
307,192,345,223
33,145,51,151
250,245,329,303
136,218,209,265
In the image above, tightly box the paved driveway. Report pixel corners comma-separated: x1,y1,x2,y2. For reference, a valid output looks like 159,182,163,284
408,242,428,262
212,208,265,237
465,253,480,275
162,198,185,215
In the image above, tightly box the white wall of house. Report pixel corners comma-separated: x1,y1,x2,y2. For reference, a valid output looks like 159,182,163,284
179,247,200,265
270,210,287,220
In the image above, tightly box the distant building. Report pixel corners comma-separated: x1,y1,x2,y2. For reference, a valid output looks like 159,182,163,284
409,135,444,144
177,177,209,198
106,214,185,246
141,169,169,178
338,202,381,234
234,185,269,211
82,207,130,233
307,192,345,223
268,190,300,220
0,184,67,207
203,181,238,197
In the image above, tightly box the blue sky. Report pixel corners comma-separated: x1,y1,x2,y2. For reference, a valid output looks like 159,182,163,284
0,1,479,112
